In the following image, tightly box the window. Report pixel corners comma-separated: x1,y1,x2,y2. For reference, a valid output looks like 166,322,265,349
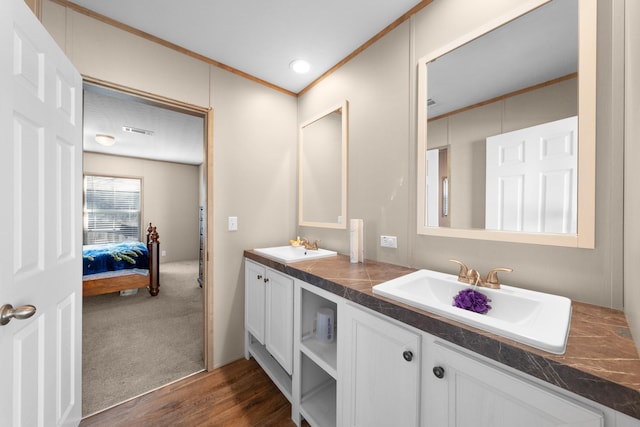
83,175,142,245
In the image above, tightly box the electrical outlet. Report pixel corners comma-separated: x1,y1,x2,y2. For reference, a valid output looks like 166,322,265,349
380,235,397,248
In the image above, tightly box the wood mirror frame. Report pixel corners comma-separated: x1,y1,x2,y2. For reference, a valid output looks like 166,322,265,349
416,0,595,248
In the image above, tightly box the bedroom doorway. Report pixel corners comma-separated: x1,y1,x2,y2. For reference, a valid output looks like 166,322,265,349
80,79,213,416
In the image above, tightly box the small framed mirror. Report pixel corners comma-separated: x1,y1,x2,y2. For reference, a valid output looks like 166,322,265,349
298,100,348,229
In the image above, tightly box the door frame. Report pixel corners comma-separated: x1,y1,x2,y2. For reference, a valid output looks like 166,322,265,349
82,76,214,370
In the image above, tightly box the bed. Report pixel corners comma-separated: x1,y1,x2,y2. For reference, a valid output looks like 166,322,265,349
82,223,160,297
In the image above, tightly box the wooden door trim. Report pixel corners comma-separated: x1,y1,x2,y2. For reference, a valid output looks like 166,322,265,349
24,0,41,20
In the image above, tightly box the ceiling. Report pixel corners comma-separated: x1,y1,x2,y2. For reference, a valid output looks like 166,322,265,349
69,0,424,94
83,85,205,165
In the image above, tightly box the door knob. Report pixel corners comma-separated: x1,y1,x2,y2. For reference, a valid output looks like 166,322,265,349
402,350,413,362
1,304,37,326
433,366,445,379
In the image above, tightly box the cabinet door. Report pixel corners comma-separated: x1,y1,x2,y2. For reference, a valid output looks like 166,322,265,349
265,268,294,375
342,304,421,427
428,342,603,427
245,259,266,344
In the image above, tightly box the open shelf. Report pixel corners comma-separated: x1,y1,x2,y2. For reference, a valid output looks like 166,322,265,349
300,285,338,378
248,338,292,402
300,352,336,427
300,335,337,378
301,380,337,427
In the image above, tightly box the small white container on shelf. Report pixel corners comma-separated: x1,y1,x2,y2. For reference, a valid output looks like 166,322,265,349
315,308,334,343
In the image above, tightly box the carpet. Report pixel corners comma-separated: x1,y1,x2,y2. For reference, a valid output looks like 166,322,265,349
82,259,204,417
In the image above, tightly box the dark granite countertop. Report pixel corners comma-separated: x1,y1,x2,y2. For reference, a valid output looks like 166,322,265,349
244,250,640,420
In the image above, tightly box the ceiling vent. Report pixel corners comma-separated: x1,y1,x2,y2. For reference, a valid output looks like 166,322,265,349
123,126,154,136
427,98,436,107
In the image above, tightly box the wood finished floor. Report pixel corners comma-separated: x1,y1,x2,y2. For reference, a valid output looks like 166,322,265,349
80,358,301,427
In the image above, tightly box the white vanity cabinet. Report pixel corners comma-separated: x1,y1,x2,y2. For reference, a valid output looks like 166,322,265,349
341,303,422,427
425,341,604,427
245,256,640,427
244,259,294,399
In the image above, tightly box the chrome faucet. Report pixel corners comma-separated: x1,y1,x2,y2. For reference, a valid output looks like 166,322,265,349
449,259,512,289
300,238,320,250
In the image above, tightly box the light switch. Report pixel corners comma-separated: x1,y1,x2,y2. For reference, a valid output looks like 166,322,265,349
228,216,238,231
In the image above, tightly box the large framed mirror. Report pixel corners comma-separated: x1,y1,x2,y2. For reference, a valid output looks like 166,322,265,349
299,100,348,229
417,0,595,248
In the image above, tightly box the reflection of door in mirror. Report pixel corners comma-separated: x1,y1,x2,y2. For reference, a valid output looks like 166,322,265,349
485,116,577,233
299,100,348,229
427,78,577,230
426,147,450,227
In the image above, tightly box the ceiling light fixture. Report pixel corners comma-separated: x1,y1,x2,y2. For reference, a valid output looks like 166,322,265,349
95,134,116,146
123,126,154,136
289,59,310,74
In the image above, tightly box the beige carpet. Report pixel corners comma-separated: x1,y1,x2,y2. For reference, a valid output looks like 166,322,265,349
82,260,204,416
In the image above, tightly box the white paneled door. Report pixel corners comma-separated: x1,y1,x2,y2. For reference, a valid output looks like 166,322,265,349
0,1,83,426
485,116,578,234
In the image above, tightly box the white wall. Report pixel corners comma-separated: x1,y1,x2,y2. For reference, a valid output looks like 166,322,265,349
298,20,413,265
624,0,640,346
209,67,297,366
83,152,200,263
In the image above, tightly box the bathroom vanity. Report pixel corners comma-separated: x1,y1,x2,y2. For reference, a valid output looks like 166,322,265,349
244,251,640,427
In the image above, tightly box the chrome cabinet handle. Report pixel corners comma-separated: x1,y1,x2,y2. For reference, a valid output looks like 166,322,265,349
1,304,36,326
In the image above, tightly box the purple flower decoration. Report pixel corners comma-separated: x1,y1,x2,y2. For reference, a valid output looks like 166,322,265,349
453,288,492,314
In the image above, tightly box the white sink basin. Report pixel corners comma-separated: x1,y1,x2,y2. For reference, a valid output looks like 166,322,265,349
254,245,337,263
372,269,571,354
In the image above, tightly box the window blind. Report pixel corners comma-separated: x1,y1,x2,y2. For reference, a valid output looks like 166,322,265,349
83,175,141,245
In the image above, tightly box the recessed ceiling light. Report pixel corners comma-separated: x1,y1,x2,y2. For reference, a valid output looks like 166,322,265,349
289,59,310,74
95,134,116,146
